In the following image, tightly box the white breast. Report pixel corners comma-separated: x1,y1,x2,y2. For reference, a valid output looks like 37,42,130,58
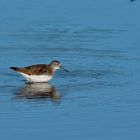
19,72,53,83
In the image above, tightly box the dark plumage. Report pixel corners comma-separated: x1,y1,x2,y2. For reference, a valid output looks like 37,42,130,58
10,67,19,71
10,64,53,75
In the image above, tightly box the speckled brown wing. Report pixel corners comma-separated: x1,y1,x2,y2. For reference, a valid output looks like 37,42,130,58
15,64,52,75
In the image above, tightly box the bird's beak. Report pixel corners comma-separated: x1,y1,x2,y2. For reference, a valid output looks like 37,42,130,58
60,65,69,72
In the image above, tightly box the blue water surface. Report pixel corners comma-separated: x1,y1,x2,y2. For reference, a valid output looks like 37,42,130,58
0,0,140,140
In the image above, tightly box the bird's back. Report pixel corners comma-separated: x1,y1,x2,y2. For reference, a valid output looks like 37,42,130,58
10,64,52,75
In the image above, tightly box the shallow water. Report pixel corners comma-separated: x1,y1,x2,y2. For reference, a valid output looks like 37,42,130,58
0,0,140,140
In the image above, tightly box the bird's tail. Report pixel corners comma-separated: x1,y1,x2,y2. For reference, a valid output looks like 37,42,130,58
10,67,19,71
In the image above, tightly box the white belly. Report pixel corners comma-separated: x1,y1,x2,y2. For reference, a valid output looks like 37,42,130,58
19,72,53,83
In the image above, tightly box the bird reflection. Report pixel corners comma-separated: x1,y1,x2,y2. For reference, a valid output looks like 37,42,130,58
15,83,61,100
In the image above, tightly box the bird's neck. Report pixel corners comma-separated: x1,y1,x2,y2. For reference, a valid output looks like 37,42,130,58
50,66,57,75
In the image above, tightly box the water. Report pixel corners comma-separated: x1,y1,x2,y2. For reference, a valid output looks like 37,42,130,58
0,0,140,139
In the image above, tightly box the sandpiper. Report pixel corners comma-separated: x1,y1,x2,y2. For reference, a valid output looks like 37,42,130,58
10,60,68,83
